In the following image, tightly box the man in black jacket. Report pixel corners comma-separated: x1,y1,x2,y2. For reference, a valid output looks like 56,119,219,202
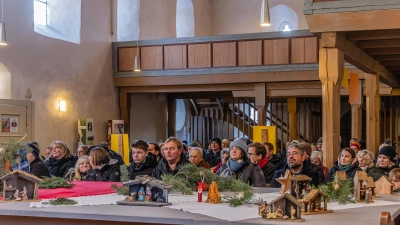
128,140,157,180
205,138,222,167
264,142,285,170
247,142,276,184
270,144,324,188
152,137,189,179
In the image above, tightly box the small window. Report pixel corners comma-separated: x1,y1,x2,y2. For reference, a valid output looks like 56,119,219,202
34,0,47,26
279,22,293,32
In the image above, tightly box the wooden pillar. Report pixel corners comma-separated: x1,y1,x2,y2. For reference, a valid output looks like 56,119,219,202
351,103,362,141
120,92,131,136
319,47,343,169
365,73,380,155
167,96,176,138
255,83,267,126
287,97,297,141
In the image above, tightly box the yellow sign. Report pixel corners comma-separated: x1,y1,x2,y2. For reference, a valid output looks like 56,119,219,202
111,134,129,165
253,126,277,153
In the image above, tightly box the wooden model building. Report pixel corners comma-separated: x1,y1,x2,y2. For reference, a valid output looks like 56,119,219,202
117,175,172,206
353,171,376,202
375,175,394,195
336,171,347,181
290,175,312,200
264,193,304,222
0,170,42,201
300,189,332,214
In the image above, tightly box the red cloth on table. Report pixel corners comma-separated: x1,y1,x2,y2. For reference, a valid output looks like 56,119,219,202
0,181,120,200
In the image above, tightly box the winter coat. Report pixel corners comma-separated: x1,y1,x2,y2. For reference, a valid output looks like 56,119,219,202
270,159,324,188
197,159,211,169
368,165,399,181
29,158,51,178
152,153,189,179
205,150,221,167
128,154,158,180
325,161,361,182
45,156,77,177
83,159,121,182
216,160,266,187
268,154,285,170
260,162,276,184
64,168,87,180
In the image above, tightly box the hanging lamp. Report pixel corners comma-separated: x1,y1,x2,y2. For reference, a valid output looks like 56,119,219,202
0,0,7,45
260,0,270,26
134,34,141,71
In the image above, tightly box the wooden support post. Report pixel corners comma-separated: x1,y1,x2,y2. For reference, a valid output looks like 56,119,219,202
351,104,362,141
255,83,267,126
365,73,380,155
319,47,343,169
287,97,297,141
120,92,131,136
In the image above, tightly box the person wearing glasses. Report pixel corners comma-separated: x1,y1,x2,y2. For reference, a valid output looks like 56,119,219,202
325,148,361,182
217,137,266,187
389,168,400,192
76,145,88,158
270,144,324,188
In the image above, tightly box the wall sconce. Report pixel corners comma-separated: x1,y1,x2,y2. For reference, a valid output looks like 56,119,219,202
59,101,66,112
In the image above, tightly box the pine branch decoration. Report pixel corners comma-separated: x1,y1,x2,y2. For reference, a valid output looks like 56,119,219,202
318,173,354,205
39,176,74,189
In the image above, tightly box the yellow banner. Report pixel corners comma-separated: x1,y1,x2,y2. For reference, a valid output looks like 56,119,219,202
341,67,349,90
111,134,129,165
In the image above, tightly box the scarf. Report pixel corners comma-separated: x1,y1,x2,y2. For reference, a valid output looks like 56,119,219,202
258,157,268,169
338,163,353,172
220,158,245,177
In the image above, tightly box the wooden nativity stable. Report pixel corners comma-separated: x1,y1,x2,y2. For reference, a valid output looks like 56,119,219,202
267,193,304,222
290,174,312,200
353,171,376,202
0,170,42,201
301,189,332,215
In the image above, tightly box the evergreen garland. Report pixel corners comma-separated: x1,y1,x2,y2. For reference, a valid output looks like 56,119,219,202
111,183,129,195
39,176,74,189
43,197,77,206
119,165,129,182
318,173,354,204
161,163,254,207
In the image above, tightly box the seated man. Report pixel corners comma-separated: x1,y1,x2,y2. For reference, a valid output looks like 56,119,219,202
189,147,210,169
152,137,189,179
270,144,323,188
128,140,157,180
205,138,222,167
247,142,276,184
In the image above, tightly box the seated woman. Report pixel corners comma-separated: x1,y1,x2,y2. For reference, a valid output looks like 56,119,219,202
84,147,121,182
189,147,210,169
65,155,91,180
389,168,400,193
26,142,51,178
368,146,398,181
217,137,266,187
310,151,328,180
212,148,229,173
45,141,76,177
357,150,375,172
76,145,88,159
326,148,361,182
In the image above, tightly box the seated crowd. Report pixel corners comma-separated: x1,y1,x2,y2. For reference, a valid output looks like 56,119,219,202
17,136,400,192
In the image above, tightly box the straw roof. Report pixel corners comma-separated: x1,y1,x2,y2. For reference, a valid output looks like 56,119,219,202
291,175,312,182
270,193,303,208
0,170,42,183
301,189,328,204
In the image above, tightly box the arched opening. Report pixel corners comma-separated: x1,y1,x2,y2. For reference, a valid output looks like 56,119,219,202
265,5,298,32
0,62,11,99
176,0,194,37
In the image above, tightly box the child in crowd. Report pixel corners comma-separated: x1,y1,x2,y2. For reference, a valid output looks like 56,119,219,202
65,155,91,181
389,168,400,192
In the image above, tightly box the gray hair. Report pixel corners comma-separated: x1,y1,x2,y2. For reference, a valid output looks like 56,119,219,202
189,147,203,158
288,144,304,155
357,150,375,169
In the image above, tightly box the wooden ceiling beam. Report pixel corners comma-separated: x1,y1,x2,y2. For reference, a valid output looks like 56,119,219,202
321,32,399,87
347,29,400,41
358,39,400,48
120,83,255,93
374,55,400,61
366,48,400,55
381,61,400,67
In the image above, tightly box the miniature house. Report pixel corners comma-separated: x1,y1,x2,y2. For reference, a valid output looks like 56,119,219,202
366,177,376,197
118,175,172,206
375,175,394,195
353,171,368,202
336,171,347,181
301,189,332,214
268,193,303,220
290,175,312,200
0,170,42,201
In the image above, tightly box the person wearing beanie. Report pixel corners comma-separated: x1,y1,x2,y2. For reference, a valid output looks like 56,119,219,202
368,146,398,181
247,142,276,184
26,142,51,178
205,138,222,167
270,144,324,188
325,148,361,182
317,137,323,152
350,142,361,164
217,137,266,187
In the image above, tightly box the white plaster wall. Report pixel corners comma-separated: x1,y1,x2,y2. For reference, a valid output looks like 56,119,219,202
117,0,140,41
1,0,118,152
211,0,308,35
130,94,167,143
0,62,11,99
176,0,194,37
47,0,81,43
193,0,212,36
139,0,177,39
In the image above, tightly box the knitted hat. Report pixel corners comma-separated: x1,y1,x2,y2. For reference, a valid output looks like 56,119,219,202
317,137,323,144
299,142,312,157
230,137,248,155
378,146,396,161
26,142,40,159
209,138,221,148
188,142,198,147
350,142,361,150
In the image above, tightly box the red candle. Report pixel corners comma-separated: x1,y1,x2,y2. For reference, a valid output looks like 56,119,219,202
197,186,203,202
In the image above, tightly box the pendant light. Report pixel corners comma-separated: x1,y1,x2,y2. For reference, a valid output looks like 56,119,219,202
260,0,270,27
134,33,141,71
0,0,6,45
